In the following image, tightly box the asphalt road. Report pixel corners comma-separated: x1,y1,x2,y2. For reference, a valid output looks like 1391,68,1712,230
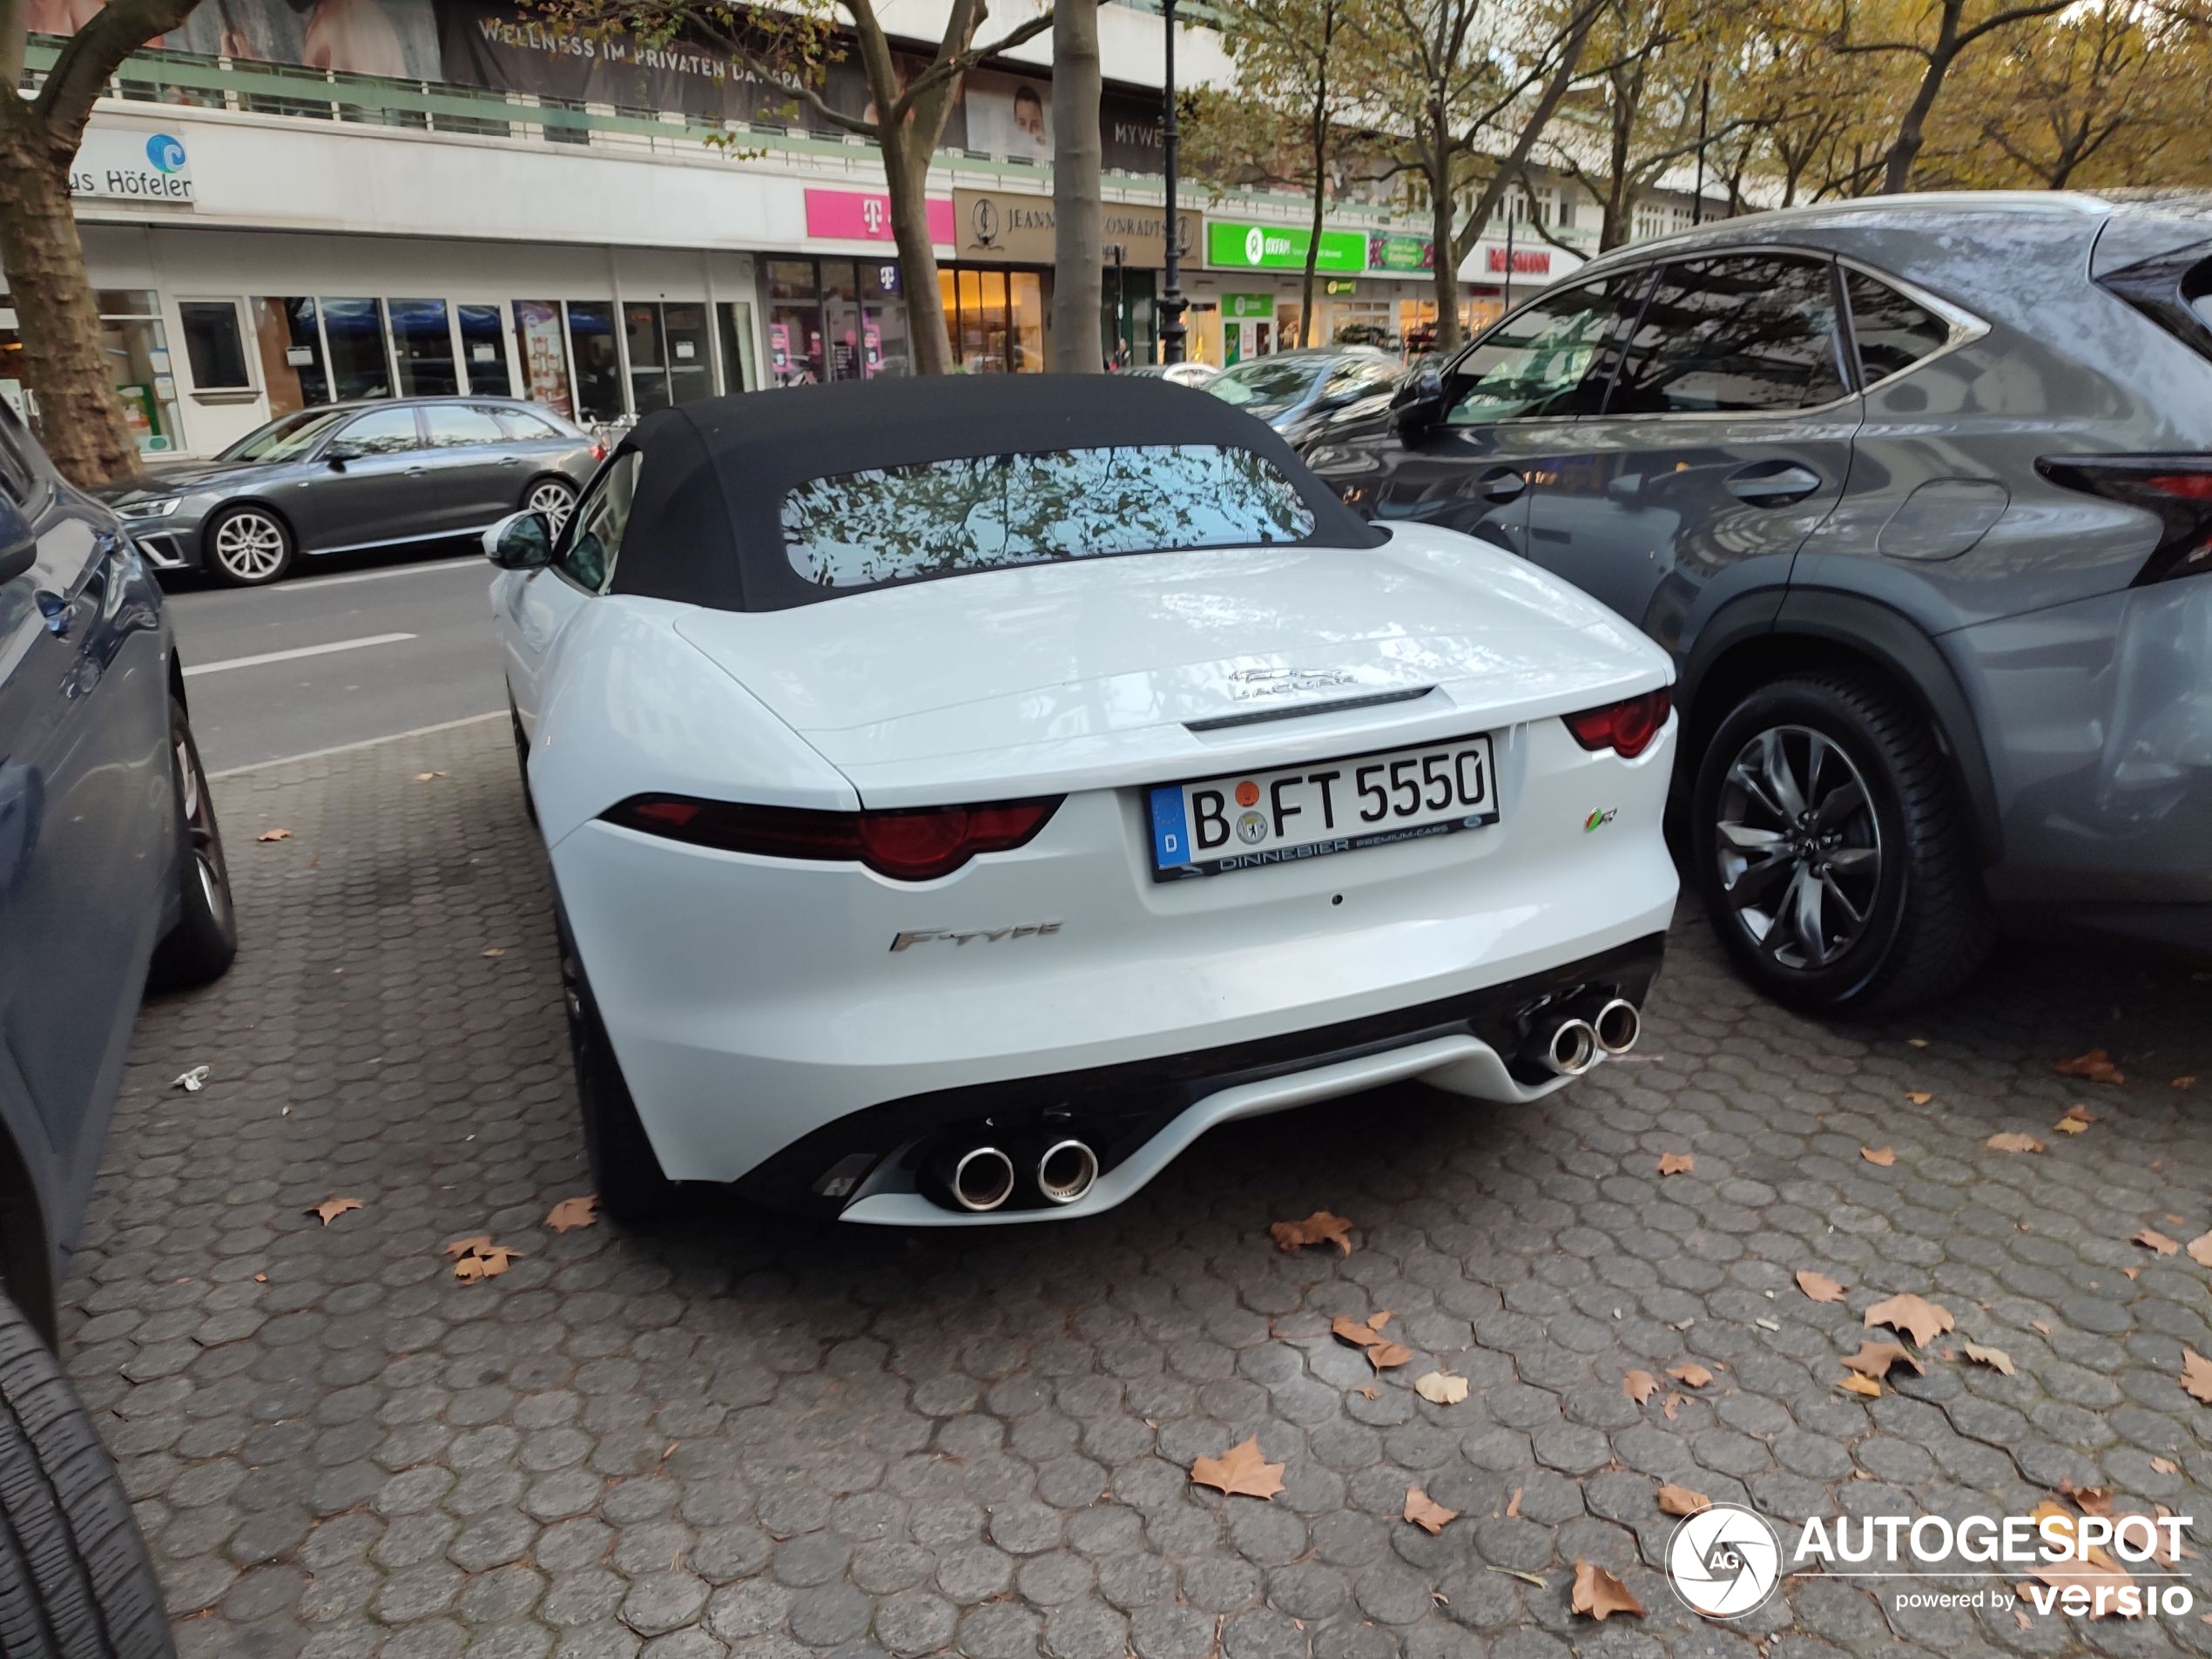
163,552,509,774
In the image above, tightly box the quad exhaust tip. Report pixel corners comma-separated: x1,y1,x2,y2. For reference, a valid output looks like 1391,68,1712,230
1036,1139,1099,1206
950,1146,1016,1211
1593,997,1641,1056
1545,1018,1600,1077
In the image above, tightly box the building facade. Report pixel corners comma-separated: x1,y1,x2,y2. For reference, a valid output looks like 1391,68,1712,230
5,0,1677,461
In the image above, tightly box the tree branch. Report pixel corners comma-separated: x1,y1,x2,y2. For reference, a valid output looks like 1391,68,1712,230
33,0,198,145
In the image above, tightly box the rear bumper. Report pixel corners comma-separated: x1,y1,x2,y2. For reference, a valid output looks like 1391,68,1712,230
745,932,1667,1222
552,711,1679,1216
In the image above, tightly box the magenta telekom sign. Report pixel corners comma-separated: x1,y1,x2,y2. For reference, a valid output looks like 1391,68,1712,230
804,188,956,246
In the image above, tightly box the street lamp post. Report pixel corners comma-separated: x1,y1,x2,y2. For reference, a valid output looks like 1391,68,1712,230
1159,0,1188,364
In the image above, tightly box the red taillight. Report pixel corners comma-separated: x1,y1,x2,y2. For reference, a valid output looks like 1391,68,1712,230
589,442,608,462
1564,688,1671,759
2037,455,2212,584
600,794,1061,880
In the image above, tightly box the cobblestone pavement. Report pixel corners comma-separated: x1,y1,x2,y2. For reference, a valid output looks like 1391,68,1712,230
69,718,2212,1659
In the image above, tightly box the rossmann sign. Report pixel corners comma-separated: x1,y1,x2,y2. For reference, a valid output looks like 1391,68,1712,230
69,132,195,205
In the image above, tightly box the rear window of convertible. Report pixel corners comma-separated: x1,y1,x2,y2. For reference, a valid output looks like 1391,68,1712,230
781,442,1318,590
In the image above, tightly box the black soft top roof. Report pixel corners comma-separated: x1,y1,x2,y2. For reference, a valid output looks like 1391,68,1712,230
604,374,1381,613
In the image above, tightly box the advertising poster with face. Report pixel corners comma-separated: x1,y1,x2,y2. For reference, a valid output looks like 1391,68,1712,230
963,66,1050,164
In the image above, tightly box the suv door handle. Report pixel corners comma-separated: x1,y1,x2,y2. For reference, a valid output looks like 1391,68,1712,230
1726,463,1822,505
1475,468,1527,504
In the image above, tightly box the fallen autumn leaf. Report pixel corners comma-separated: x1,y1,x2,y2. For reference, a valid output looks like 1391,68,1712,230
545,1195,599,1233
255,828,291,842
2057,1048,2125,1085
1961,1341,2016,1377
1271,1211,1354,1257
445,1235,523,1282
1331,1312,1393,1348
1569,1561,1646,1622
1190,1436,1285,1501
1403,1487,1459,1534
1797,1269,1848,1304
1841,1339,1924,1379
2134,1228,2181,1257
1838,1372,1883,1398
1657,1152,1694,1175
1905,1090,1933,1105
1860,1146,1897,1167
1865,1292,1955,1347
1656,1483,1710,1516
2188,1233,2212,1269
307,1197,361,1225
1366,1341,1414,1372
1668,1362,1713,1388
1413,1372,1468,1406
1622,1369,1661,1404
2182,1348,2212,1405
1986,1132,2045,1154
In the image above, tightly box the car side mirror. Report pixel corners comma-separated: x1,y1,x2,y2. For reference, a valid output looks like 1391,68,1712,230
0,494,35,586
1393,367,1448,434
483,509,554,570
323,442,362,468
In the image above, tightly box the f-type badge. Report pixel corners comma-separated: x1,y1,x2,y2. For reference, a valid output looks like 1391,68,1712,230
890,921,1063,952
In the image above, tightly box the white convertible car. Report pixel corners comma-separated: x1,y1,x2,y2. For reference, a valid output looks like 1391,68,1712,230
488,376,1676,1224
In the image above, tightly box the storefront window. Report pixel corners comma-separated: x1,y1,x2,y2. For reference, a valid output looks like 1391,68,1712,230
179,300,251,391
96,292,182,455
819,262,866,382
565,300,624,423
458,304,512,397
1008,272,1044,374
717,301,759,394
861,264,908,379
390,298,458,397
766,260,826,388
252,298,328,415
513,300,572,417
321,298,391,401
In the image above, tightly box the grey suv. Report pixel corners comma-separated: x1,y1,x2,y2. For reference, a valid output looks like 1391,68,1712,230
1306,192,2212,1013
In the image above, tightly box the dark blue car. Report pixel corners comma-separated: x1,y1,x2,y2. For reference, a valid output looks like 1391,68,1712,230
1,399,233,1657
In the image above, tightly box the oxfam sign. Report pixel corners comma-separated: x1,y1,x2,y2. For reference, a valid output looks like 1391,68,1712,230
1205,220,1363,273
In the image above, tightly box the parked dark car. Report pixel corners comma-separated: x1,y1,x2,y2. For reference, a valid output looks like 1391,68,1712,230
1204,347,1402,453
1305,191,2212,1014
1,399,233,1656
94,396,601,587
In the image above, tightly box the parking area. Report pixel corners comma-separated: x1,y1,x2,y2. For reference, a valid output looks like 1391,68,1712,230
74,718,2212,1659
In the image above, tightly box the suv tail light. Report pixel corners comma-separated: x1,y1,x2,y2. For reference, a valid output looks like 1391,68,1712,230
1564,688,1670,759
2035,456,2212,585
600,794,1062,880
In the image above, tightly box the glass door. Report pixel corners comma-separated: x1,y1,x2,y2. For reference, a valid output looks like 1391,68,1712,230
664,304,711,403
457,304,513,396
624,302,671,415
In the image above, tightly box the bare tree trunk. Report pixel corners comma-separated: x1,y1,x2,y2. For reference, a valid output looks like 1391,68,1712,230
0,78,139,486
1883,47,1954,191
1427,158,1461,353
1296,1,1334,349
883,134,954,374
1049,0,1103,372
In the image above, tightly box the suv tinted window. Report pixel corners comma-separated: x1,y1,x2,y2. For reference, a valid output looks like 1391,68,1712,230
1608,254,1846,415
783,445,1315,591
338,406,423,454
1445,273,1640,424
425,405,507,448
1844,271,1952,382
562,452,639,592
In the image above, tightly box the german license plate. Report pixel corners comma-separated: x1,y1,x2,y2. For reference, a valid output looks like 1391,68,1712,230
1148,734,1500,880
